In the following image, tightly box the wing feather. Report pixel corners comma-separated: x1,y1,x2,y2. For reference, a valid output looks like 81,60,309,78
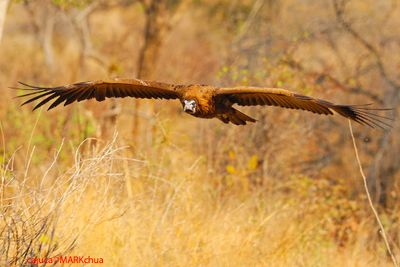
21,91,54,106
33,94,60,110
216,87,392,129
77,88,93,101
15,78,182,110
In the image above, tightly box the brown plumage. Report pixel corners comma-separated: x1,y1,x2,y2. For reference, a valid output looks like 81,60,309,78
13,78,392,129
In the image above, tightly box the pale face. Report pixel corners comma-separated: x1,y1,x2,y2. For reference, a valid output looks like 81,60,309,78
183,99,197,114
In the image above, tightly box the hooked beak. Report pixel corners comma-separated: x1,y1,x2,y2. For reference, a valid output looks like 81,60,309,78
183,100,196,114
184,105,195,114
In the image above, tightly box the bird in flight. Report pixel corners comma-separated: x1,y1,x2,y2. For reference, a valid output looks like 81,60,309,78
14,78,391,129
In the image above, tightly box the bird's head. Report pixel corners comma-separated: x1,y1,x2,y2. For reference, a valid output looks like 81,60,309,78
183,99,197,114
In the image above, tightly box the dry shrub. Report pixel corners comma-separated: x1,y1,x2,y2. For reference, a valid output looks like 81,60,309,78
0,133,395,266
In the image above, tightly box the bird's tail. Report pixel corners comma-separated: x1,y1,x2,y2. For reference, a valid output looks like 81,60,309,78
219,108,257,125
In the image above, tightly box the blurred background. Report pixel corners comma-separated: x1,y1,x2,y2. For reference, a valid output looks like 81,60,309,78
0,0,399,265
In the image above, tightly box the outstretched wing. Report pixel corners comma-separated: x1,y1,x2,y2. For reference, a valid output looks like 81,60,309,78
14,78,183,111
215,87,392,129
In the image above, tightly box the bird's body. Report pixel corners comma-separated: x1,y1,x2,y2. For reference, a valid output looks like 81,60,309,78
181,85,218,118
14,78,391,128
180,85,257,124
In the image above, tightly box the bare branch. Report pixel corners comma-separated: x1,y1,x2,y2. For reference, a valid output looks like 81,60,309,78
333,0,400,91
282,57,384,104
348,120,399,267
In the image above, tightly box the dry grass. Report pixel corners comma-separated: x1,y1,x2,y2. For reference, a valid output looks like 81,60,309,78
0,129,396,266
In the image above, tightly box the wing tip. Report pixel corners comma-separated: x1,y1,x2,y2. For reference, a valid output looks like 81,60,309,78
337,105,394,130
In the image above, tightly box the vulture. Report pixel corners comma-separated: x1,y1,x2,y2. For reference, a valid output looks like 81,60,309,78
14,78,391,129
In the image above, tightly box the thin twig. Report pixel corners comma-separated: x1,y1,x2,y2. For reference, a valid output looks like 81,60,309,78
348,120,398,267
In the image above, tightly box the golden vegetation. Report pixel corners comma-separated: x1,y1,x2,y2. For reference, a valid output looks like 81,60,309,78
0,0,399,266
